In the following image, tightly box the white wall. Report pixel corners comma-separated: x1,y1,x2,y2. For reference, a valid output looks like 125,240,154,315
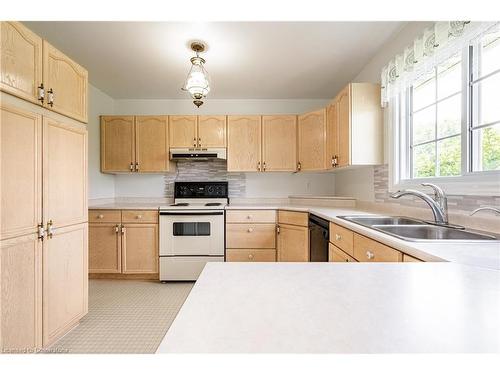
334,22,433,201
88,84,115,199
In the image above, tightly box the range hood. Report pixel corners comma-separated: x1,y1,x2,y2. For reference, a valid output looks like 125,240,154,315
170,148,227,161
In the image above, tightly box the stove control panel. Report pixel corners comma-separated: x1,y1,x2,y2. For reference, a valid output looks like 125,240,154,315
174,181,228,199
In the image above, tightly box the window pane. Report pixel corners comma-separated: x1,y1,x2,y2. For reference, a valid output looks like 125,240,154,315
437,54,461,99
473,124,500,171
413,143,436,178
437,136,461,176
413,73,436,111
412,106,435,144
474,72,500,126
437,94,461,138
479,28,500,78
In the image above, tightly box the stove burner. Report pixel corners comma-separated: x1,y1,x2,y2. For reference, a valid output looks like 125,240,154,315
205,203,222,206
170,203,189,206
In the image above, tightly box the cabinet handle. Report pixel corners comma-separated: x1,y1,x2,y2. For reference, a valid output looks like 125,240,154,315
37,223,46,240
136,215,142,219
247,228,254,233
248,254,254,260
193,137,197,147
276,225,280,234
129,162,134,171
47,88,54,107
247,215,252,219
297,162,301,171
335,234,342,241
366,250,374,260
114,224,120,233
121,225,125,235
135,162,139,171
37,83,45,103
263,162,266,171
334,155,338,167
98,214,104,219
46,220,54,239
257,161,261,171
198,137,201,147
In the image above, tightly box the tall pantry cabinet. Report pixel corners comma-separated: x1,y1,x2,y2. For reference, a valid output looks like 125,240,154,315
0,21,89,350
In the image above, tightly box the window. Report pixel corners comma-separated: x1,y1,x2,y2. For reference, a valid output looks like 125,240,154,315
403,28,500,185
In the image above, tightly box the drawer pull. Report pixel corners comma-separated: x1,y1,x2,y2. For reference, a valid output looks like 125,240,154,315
366,250,374,260
248,254,254,260
136,215,142,219
335,234,342,241
247,228,254,233
98,214,104,219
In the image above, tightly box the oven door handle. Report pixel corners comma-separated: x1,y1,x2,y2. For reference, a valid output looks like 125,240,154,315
159,211,224,216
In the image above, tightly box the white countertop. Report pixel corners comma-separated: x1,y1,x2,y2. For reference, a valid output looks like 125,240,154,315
157,262,500,353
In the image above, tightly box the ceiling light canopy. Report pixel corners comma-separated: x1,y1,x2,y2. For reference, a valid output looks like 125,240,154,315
182,41,210,107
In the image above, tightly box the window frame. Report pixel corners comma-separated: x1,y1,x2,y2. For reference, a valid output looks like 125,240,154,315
389,44,500,196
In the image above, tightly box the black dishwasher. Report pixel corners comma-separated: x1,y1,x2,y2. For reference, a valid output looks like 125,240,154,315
309,214,329,262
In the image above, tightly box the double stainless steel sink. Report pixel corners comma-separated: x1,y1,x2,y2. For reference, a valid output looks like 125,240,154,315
337,215,500,242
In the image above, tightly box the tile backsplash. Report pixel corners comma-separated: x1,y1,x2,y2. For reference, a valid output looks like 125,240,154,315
373,164,500,213
164,160,245,197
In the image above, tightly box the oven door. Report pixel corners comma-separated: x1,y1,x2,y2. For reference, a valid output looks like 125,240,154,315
159,211,224,256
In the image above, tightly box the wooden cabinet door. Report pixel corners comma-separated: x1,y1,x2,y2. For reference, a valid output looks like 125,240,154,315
1,104,42,240
43,223,88,346
100,116,135,173
135,115,171,172
227,115,262,172
0,22,43,104
277,224,309,262
262,115,297,171
1,234,42,351
337,85,351,168
297,109,326,171
326,100,339,169
198,115,226,147
169,115,197,148
89,223,121,273
121,224,158,274
42,41,88,123
43,116,87,229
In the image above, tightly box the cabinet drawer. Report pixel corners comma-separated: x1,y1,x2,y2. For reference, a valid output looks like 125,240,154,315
353,233,402,262
226,249,276,262
89,209,121,223
278,210,308,226
403,254,423,262
226,210,276,223
329,243,357,262
329,223,354,256
122,210,158,223
226,224,276,249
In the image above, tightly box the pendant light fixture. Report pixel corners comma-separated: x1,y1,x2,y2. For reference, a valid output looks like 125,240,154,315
182,41,210,107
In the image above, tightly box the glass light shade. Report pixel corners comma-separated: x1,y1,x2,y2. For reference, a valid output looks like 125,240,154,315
183,57,210,100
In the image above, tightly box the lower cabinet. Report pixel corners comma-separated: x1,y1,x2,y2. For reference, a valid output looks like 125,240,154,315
353,233,402,262
329,243,357,262
226,249,276,262
277,211,310,262
88,209,158,277
403,254,423,262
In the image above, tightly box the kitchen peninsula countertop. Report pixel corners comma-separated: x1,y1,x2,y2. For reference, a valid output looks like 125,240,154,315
156,262,500,353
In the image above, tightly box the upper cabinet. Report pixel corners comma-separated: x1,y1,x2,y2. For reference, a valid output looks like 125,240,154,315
262,115,297,172
297,109,327,171
101,115,174,174
42,41,88,123
329,83,383,168
0,22,88,123
169,115,227,148
0,22,43,104
326,99,339,169
227,116,262,172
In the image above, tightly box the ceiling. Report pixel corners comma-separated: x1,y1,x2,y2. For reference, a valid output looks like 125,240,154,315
25,22,404,100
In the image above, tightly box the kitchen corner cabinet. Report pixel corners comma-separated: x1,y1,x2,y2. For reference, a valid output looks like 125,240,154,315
88,209,159,276
0,22,88,123
297,109,327,171
227,116,262,172
100,115,174,173
330,83,383,168
277,210,309,262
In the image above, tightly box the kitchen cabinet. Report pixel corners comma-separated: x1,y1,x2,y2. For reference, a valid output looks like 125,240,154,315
88,209,159,277
225,210,277,262
330,83,383,168
1,99,88,350
403,254,423,262
326,99,339,169
277,210,309,262
100,115,174,174
169,115,198,148
297,108,327,171
262,115,297,171
227,116,262,172
353,233,402,262
0,21,43,105
198,115,226,147
329,223,354,256
329,243,357,262
42,41,88,123
169,115,227,148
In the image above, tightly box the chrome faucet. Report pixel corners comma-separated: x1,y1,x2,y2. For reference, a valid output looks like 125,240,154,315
470,206,500,216
390,183,448,225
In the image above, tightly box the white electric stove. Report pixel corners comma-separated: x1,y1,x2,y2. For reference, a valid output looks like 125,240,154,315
159,181,228,281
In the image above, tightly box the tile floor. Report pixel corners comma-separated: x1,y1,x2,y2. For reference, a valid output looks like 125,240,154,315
49,279,194,353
